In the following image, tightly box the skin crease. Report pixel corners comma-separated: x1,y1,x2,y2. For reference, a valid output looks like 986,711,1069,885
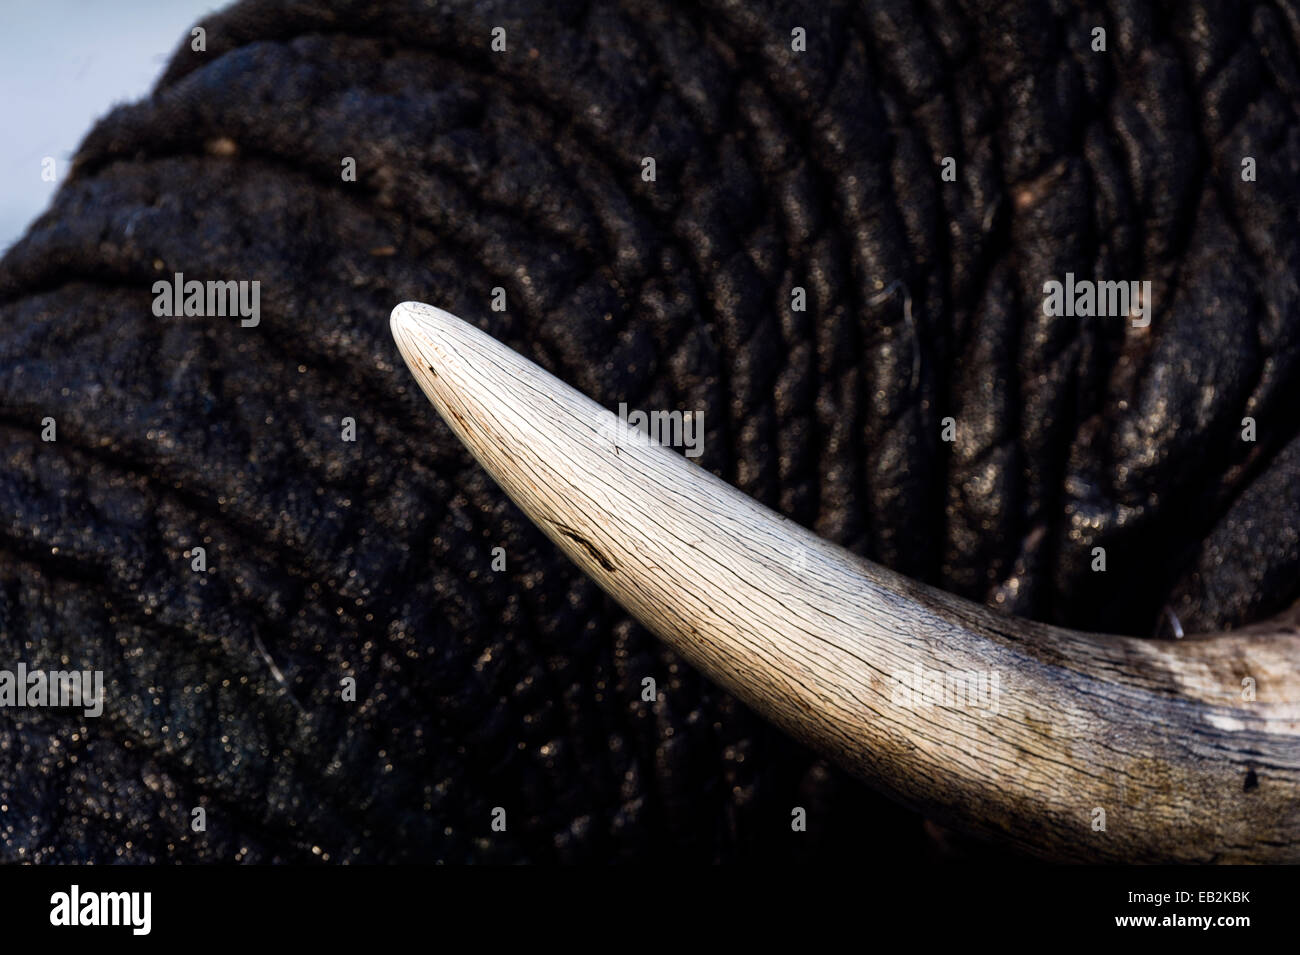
0,0,1298,862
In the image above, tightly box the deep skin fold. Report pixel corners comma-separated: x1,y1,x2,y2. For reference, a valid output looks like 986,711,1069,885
0,0,1298,862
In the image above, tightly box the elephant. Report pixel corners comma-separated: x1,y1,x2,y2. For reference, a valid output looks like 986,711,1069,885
1,0,1298,863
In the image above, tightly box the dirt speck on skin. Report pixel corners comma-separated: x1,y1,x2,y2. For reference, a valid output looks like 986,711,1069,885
205,136,238,157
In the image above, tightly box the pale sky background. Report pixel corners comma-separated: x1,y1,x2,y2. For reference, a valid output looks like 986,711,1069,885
0,0,222,253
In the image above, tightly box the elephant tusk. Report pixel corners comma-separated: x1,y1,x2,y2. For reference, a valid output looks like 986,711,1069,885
390,301,1300,862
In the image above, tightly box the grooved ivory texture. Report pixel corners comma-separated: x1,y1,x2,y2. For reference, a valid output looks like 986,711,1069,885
393,301,1300,863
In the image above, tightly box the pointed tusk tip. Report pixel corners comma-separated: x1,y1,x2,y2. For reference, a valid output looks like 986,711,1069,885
390,301,475,375
390,300,461,337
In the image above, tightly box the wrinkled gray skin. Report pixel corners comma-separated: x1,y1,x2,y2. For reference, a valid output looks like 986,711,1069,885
0,0,1298,862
